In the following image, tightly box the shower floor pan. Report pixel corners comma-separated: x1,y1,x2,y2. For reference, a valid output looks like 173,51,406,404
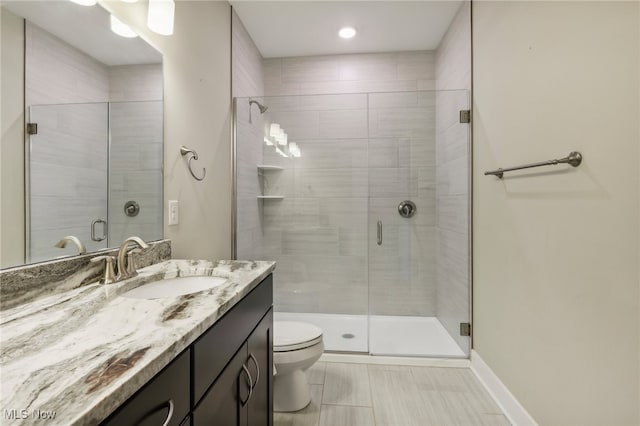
274,312,465,358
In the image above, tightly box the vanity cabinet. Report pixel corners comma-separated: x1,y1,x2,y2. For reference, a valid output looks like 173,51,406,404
192,309,273,426
101,275,273,426
246,309,273,426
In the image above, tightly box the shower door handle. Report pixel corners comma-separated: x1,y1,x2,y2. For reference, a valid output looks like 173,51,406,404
377,220,382,246
91,219,107,242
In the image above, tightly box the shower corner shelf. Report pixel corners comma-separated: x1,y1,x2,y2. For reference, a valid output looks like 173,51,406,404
257,165,284,172
257,195,284,200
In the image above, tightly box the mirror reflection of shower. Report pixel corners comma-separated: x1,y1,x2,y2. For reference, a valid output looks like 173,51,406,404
249,99,268,123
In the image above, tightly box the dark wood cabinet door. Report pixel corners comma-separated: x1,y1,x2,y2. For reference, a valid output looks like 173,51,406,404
246,309,273,426
192,343,250,426
101,350,190,426
193,276,273,403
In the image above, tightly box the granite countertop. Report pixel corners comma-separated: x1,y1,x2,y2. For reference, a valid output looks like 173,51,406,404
0,259,276,425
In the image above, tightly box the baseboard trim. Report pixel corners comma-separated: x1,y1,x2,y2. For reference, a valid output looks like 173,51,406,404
470,350,538,426
320,352,470,367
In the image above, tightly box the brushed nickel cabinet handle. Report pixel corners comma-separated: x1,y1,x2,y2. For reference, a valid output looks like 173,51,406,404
133,399,174,426
248,353,260,390
161,400,174,426
240,364,253,406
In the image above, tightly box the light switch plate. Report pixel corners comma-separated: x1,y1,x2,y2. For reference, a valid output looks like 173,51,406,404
168,200,179,225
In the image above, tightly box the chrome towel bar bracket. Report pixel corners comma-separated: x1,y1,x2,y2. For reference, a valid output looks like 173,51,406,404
180,145,206,181
484,151,582,179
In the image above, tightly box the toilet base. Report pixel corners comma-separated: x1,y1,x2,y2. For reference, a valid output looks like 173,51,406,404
273,370,311,412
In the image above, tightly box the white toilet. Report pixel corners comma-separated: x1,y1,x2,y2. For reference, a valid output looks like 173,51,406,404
273,321,324,412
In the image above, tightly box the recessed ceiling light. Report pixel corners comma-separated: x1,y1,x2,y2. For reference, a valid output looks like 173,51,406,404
339,27,356,39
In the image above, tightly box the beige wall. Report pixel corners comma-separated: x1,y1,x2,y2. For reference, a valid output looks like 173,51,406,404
473,2,639,425
0,8,25,268
100,0,232,261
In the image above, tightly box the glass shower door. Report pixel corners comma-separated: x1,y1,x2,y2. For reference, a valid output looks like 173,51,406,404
28,103,109,262
256,94,371,353
234,91,471,358
367,90,471,357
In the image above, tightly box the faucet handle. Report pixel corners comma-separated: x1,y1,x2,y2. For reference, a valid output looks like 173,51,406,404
91,255,117,284
125,248,143,277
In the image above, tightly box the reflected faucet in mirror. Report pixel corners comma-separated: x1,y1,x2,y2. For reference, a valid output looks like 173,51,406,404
54,236,87,255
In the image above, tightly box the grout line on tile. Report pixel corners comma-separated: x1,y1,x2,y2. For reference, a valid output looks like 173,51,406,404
366,362,379,426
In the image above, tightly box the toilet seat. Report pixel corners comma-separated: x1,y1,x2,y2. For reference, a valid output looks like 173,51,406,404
274,321,323,352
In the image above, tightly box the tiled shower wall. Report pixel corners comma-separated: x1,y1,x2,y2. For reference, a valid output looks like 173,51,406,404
262,52,438,316
26,22,109,106
264,51,435,96
435,1,472,353
26,22,110,262
108,65,163,245
108,100,163,245
26,21,162,261
232,9,265,260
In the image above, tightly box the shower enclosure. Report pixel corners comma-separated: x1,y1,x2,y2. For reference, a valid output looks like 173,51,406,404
28,101,163,263
234,90,470,358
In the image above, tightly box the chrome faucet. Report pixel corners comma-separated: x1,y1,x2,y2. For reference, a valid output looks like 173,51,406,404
54,236,86,255
116,236,149,281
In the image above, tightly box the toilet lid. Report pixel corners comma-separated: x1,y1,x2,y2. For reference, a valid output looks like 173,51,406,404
274,321,323,352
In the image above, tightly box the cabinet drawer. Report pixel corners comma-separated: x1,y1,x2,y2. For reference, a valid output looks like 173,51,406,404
101,349,190,426
193,275,272,404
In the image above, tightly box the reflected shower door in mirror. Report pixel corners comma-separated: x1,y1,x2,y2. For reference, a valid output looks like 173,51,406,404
27,101,163,264
29,103,109,263
0,1,164,268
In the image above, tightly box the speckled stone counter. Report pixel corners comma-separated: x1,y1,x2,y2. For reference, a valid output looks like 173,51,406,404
0,239,171,310
0,259,276,425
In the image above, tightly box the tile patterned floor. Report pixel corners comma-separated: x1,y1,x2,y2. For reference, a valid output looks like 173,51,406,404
274,362,511,426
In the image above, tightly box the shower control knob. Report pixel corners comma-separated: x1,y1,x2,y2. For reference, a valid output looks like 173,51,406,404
398,200,416,218
124,201,140,217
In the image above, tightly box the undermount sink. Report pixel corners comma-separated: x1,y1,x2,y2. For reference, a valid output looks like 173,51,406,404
122,276,227,299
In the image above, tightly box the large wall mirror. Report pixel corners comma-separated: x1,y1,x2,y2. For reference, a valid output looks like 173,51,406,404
1,1,164,269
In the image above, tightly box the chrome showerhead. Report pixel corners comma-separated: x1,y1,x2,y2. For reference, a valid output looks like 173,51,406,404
248,99,268,124
250,99,268,113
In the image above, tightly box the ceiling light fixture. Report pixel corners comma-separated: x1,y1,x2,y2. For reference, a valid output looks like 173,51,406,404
148,0,175,36
338,27,356,39
69,0,97,6
110,15,138,38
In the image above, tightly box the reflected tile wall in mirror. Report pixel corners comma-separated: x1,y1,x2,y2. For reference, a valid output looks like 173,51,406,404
0,2,164,269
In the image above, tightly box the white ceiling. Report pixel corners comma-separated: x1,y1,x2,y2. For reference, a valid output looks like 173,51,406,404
230,1,463,58
2,1,161,66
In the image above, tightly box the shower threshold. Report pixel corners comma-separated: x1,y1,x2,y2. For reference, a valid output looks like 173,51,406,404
274,312,466,358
